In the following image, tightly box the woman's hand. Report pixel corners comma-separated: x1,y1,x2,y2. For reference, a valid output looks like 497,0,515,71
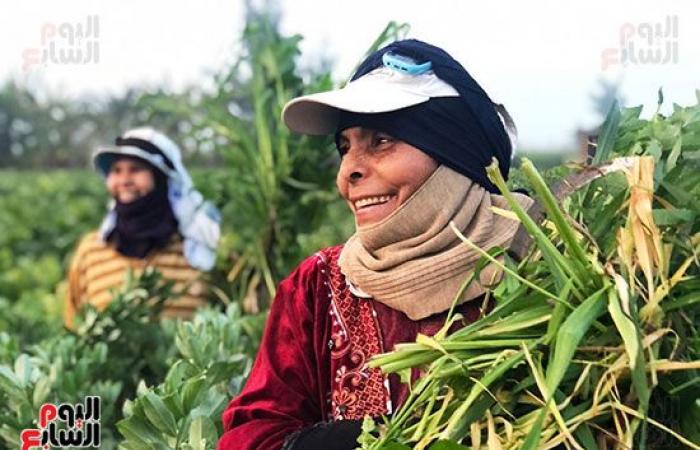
281,419,363,450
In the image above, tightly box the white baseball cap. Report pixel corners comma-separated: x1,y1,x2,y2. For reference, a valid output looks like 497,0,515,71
94,127,222,271
93,127,181,177
282,66,460,135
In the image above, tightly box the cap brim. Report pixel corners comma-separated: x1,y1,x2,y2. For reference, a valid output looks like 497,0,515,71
92,146,154,176
282,82,429,135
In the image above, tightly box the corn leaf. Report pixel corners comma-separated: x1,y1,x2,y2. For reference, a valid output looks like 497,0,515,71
545,285,608,394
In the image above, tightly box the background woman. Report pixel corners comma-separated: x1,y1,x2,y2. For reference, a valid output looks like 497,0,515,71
64,127,221,327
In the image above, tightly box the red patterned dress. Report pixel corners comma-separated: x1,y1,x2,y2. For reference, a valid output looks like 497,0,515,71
218,245,483,450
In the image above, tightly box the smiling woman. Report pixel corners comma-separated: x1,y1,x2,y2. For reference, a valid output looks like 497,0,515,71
218,39,532,450
64,128,221,328
335,127,438,226
105,157,156,204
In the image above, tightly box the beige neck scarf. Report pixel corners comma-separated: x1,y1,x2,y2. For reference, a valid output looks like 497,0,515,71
338,165,534,320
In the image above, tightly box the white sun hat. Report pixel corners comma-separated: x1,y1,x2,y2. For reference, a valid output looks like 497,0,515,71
93,127,221,271
282,65,460,135
281,63,518,152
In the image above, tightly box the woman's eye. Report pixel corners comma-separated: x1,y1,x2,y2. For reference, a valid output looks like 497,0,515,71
337,143,349,157
374,134,394,147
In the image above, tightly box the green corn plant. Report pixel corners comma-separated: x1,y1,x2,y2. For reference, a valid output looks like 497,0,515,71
137,13,409,314
361,93,700,450
205,15,409,311
132,11,342,313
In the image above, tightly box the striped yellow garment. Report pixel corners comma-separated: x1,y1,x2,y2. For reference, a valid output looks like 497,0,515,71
65,231,208,327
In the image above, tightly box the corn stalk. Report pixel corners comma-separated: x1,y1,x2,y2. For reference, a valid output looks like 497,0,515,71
362,94,700,450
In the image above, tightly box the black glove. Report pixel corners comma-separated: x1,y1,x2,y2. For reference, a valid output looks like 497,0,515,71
281,419,363,450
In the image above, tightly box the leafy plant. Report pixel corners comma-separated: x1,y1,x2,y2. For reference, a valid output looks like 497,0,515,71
0,269,178,450
0,170,105,315
362,94,700,449
117,304,264,450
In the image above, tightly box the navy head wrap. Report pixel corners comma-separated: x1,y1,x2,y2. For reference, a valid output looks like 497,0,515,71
336,39,512,193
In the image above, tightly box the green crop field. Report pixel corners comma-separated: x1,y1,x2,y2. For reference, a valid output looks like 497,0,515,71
1,12,698,450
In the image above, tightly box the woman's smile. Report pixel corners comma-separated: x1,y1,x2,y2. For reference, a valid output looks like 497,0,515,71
106,157,156,203
351,194,399,224
336,127,437,227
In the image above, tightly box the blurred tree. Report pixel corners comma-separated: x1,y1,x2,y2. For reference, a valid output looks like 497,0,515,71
591,77,626,119
0,81,201,168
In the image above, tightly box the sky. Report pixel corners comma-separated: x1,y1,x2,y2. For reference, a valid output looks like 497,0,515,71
1,0,698,151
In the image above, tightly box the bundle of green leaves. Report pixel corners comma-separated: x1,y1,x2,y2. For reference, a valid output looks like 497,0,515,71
361,92,700,450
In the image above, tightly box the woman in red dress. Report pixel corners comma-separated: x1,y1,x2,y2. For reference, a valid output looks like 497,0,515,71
218,39,532,450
